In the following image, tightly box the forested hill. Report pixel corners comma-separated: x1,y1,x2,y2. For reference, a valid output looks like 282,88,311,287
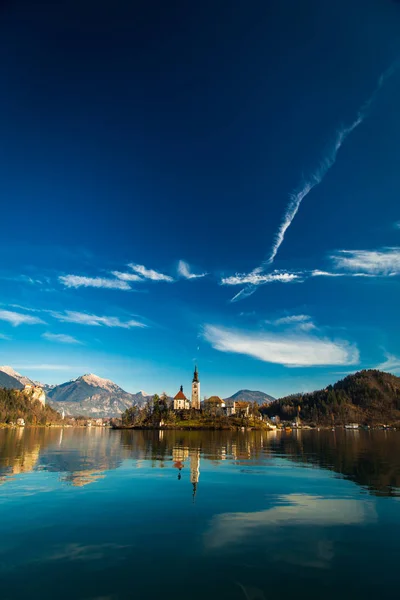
261,370,400,426
0,388,62,425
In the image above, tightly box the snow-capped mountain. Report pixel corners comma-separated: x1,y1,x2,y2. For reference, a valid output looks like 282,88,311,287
0,369,24,390
0,366,150,417
0,366,34,387
47,373,150,417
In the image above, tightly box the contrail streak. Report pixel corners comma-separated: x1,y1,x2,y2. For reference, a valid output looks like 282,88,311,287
251,61,399,274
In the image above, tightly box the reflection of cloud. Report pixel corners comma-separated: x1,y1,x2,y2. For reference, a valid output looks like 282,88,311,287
236,583,266,600
205,494,376,549
48,543,130,562
273,536,335,570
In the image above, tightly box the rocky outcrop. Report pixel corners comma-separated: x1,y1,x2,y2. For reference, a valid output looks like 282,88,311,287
22,385,46,406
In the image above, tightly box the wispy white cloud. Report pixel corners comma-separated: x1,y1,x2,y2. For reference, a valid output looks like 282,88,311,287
0,274,43,285
221,270,303,302
226,62,398,304
230,287,258,303
128,263,174,282
221,254,399,301
111,271,143,282
203,324,359,367
394,221,400,230
273,314,311,325
8,304,42,312
375,352,400,374
0,310,45,327
0,333,11,340
59,275,131,290
51,310,146,329
310,270,345,278
258,62,398,270
331,248,400,276
177,260,207,280
14,363,76,371
42,332,82,344
296,321,317,332
265,314,317,332
222,270,302,286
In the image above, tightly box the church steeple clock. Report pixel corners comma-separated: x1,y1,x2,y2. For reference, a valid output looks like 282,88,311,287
191,365,200,410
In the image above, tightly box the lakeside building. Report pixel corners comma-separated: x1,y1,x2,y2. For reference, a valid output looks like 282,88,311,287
173,366,201,410
173,386,190,410
172,367,252,417
203,396,225,416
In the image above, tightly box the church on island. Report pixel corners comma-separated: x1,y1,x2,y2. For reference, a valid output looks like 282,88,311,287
173,366,200,411
172,366,248,416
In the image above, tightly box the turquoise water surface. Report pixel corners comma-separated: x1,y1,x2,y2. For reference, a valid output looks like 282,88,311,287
1,428,399,599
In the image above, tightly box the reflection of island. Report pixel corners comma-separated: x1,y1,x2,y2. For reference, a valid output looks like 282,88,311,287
1,427,400,496
171,445,200,498
190,448,200,501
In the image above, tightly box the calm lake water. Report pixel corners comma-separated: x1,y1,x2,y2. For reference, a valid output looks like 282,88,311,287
1,428,400,600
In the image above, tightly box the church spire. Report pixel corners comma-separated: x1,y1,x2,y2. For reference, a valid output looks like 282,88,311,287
191,365,200,409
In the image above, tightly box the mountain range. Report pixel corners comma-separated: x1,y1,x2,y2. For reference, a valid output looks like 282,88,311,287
0,366,275,418
46,373,151,418
0,367,151,418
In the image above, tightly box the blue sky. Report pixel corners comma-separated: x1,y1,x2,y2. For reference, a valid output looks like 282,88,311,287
1,0,400,398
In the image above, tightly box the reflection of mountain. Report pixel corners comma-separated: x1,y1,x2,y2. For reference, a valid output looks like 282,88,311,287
267,430,400,497
0,428,127,487
38,428,125,486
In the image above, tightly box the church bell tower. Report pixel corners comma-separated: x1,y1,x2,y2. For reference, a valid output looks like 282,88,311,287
191,365,200,410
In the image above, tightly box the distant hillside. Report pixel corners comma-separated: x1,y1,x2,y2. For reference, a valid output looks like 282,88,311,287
47,373,150,417
225,389,276,405
0,387,61,425
262,370,400,426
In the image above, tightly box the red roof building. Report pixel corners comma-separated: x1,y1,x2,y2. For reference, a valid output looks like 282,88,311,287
173,386,190,410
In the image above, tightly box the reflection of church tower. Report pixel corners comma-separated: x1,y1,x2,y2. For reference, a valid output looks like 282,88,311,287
191,365,200,410
190,448,200,501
